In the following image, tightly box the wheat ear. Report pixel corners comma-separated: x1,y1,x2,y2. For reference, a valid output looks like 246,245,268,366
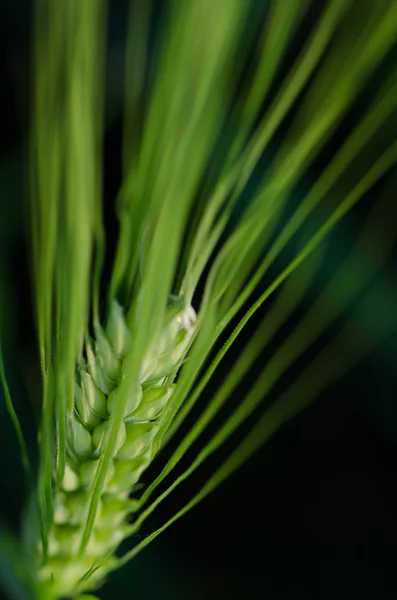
31,298,195,597
0,1,396,599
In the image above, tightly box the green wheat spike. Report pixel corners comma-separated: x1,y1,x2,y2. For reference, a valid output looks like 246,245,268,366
0,0,396,598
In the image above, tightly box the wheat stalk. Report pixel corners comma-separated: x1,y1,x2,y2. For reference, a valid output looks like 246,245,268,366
0,1,396,599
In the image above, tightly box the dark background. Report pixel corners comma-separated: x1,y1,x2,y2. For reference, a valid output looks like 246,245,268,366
1,2,397,599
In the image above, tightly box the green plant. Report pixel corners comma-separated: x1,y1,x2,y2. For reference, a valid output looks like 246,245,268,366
1,0,397,598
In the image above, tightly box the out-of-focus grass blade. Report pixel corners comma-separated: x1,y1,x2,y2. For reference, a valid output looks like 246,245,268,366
220,5,397,327
32,0,106,552
123,0,152,175
181,0,397,323
257,2,397,198
244,0,307,121
227,0,308,165
222,74,397,334
182,0,348,300
111,0,248,307
109,0,152,303
0,347,31,489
